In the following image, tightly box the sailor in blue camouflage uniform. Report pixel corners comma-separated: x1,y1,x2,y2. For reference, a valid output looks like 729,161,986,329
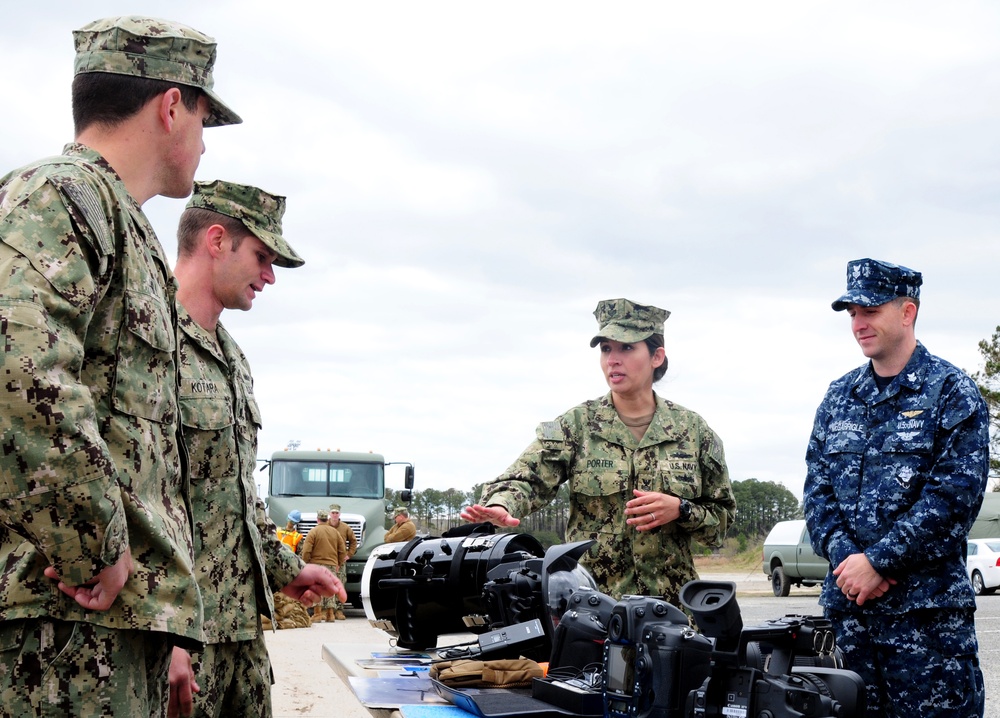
463,299,736,606
167,180,343,717
0,17,241,717
803,258,989,718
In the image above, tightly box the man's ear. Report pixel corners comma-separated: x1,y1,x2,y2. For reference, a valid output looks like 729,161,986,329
901,299,918,327
205,224,228,258
156,88,184,132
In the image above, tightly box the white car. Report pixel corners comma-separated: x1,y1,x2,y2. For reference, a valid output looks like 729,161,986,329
967,539,1000,596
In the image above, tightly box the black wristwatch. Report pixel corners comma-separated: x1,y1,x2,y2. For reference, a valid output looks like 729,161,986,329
678,499,693,522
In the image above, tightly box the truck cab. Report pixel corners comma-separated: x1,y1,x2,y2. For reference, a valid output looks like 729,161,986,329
761,519,829,597
265,449,413,607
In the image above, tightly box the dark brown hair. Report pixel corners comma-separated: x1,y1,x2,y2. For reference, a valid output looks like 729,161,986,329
72,72,202,134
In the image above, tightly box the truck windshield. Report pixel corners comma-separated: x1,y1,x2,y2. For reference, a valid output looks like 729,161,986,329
270,460,384,499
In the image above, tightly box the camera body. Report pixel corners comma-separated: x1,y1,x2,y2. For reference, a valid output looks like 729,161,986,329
680,581,865,718
548,586,617,672
603,595,713,718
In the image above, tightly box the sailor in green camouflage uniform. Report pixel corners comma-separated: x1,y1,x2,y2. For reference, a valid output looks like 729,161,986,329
168,181,344,717
464,299,736,606
0,17,241,717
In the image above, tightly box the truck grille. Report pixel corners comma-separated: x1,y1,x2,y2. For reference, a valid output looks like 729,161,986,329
297,518,364,546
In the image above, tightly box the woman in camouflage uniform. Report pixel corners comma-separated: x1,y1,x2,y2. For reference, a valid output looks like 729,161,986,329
462,298,736,606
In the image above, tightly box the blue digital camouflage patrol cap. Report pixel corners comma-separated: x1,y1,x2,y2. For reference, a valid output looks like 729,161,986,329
590,298,670,347
185,180,305,268
831,258,922,311
73,16,242,127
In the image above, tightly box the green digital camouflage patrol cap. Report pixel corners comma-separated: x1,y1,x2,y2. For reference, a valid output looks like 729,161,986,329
73,16,242,127
317,509,330,521
590,298,670,347
392,507,408,518
831,258,922,311
186,180,305,268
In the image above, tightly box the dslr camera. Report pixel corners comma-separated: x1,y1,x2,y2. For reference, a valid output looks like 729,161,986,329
602,595,714,718
547,586,617,673
680,581,865,718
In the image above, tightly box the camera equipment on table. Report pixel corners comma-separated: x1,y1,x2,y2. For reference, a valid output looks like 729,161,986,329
547,585,617,673
680,580,866,718
602,595,713,718
367,537,868,718
362,530,597,656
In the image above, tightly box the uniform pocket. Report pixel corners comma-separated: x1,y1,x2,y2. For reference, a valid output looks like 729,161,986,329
570,469,626,534
0,619,25,653
879,430,934,494
180,396,237,479
112,290,175,422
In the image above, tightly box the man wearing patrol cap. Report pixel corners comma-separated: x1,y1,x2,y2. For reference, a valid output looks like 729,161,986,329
0,16,239,717
328,504,358,620
463,299,735,607
384,507,418,543
168,180,343,717
300,510,347,624
804,259,989,717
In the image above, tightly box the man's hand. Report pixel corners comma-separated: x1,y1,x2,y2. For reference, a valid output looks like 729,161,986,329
281,564,346,605
833,553,897,606
460,504,520,527
167,646,200,718
43,547,134,611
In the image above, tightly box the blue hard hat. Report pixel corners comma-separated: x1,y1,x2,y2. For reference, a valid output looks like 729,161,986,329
287,510,301,523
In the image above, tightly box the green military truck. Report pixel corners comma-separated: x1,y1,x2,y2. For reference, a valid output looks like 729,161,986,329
264,449,413,607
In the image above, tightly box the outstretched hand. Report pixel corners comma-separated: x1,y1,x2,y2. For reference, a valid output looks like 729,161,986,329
460,504,520,528
43,547,134,611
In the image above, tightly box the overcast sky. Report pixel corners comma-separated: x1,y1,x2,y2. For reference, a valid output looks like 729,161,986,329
2,1,999,502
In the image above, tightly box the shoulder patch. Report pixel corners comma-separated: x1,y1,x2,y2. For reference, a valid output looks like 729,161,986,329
51,177,114,259
538,421,563,441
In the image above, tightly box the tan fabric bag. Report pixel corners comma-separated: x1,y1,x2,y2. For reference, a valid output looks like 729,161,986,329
430,659,543,688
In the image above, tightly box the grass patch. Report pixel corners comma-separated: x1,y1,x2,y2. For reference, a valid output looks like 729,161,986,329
694,537,764,572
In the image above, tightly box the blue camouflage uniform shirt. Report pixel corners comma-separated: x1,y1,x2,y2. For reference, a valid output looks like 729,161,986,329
803,342,989,614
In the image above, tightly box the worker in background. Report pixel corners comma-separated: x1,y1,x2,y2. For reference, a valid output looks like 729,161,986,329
301,510,347,623
328,504,357,620
384,507,417,543
276,511,303,554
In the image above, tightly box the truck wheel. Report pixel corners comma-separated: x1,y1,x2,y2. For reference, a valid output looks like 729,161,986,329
771,566,791,597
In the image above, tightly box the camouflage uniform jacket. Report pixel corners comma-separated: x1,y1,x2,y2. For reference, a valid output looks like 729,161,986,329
301,524,346,569
0,144,202,640
480,392,736,602
178,307,303,642
803,342,989,614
